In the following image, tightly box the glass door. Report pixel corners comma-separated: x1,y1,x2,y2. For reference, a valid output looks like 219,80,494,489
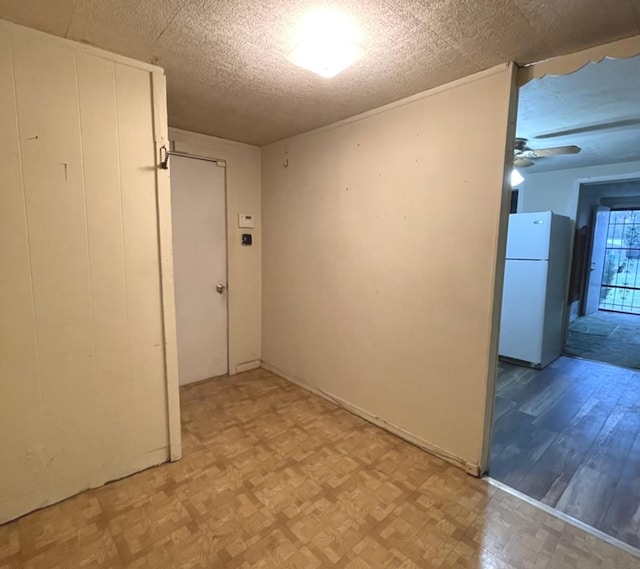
600,209,640,314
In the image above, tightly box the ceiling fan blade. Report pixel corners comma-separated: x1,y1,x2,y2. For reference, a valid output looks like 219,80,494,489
536,118,640,140
514,157,534,168
533,145,581,157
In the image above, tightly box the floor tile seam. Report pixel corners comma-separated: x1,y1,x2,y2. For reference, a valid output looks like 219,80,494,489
593,480,640,546
487,477,640,559
530,385,600,431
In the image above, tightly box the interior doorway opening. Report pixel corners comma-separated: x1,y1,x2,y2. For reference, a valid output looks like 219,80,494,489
489,51,640,551
564,180,640,369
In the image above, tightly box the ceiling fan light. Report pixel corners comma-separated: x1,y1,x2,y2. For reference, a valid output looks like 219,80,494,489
511,168,524,186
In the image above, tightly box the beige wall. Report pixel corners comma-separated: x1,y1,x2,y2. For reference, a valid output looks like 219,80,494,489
168,128,262,374
0,21,176,523
261,65,516,471
518,161,640,219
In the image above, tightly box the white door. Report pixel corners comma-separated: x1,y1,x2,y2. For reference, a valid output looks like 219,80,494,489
170,155,228,385
584,205,610,315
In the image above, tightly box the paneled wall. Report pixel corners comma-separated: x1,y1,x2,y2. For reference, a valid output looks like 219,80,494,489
0,22,176,523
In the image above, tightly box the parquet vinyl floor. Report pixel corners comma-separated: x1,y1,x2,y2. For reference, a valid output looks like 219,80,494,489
491,356,640,550
2,368,639,568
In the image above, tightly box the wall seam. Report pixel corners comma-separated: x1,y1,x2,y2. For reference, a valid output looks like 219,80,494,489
73,51,102,482
112,62,136,465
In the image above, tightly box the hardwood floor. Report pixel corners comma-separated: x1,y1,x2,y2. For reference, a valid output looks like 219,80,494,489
491,356,640,548
3,367,639,568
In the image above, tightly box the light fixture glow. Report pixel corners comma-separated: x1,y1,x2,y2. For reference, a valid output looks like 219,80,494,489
288,8,364,78
511,168,524,186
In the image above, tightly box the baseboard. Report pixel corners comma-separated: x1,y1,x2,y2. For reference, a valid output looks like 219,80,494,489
236,360,261,374
260,361,479,477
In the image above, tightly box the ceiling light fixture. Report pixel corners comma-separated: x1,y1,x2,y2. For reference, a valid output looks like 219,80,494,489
288,8,364,78
511,168,524,186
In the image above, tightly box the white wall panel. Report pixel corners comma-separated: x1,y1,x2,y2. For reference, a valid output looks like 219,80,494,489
0,29,45,515
0,21,175,523
12,31,102,498
76,53,135,478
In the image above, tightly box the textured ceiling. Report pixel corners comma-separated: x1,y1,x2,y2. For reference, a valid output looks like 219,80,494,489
1,0,639,145
517,54,640,173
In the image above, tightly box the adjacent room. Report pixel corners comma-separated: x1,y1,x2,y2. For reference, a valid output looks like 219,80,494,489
491,53,640,548
1,2,640,568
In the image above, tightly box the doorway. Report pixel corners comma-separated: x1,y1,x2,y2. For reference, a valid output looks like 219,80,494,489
565,181,640,370
170,154,229,385
488,50,640,550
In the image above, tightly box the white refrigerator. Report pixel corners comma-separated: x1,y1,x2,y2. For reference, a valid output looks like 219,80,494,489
499,211,573,368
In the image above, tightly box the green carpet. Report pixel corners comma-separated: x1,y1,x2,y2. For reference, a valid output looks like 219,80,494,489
569,320,618,336
565,312,640,370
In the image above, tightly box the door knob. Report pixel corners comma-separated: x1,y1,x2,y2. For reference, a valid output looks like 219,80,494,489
216,283,226,294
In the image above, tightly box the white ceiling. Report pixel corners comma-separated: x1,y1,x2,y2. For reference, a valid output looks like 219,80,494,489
1,0,639,145
516,54,640,173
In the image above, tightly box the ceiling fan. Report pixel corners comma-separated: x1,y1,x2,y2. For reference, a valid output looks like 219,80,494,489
514,137,581,168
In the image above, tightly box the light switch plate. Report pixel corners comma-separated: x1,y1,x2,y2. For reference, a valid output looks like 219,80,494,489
238,213,255,228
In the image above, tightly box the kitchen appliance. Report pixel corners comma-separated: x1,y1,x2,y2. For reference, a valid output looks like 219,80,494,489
499,211,573,368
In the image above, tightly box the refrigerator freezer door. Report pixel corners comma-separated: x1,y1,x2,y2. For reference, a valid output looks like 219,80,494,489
506,211,552,260
499,259,549,365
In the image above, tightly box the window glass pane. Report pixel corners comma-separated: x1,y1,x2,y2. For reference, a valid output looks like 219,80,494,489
599,210,640,314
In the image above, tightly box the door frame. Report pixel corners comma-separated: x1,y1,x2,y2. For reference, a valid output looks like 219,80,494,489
168,145,231,379
583,205,610,316
571,172,640,317
151,76,230,461
478,65,519,476
479,36,640,476
151,74,182,461
168,150,231,383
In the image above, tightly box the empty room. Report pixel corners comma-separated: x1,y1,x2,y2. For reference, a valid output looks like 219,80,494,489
1,2,640,568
